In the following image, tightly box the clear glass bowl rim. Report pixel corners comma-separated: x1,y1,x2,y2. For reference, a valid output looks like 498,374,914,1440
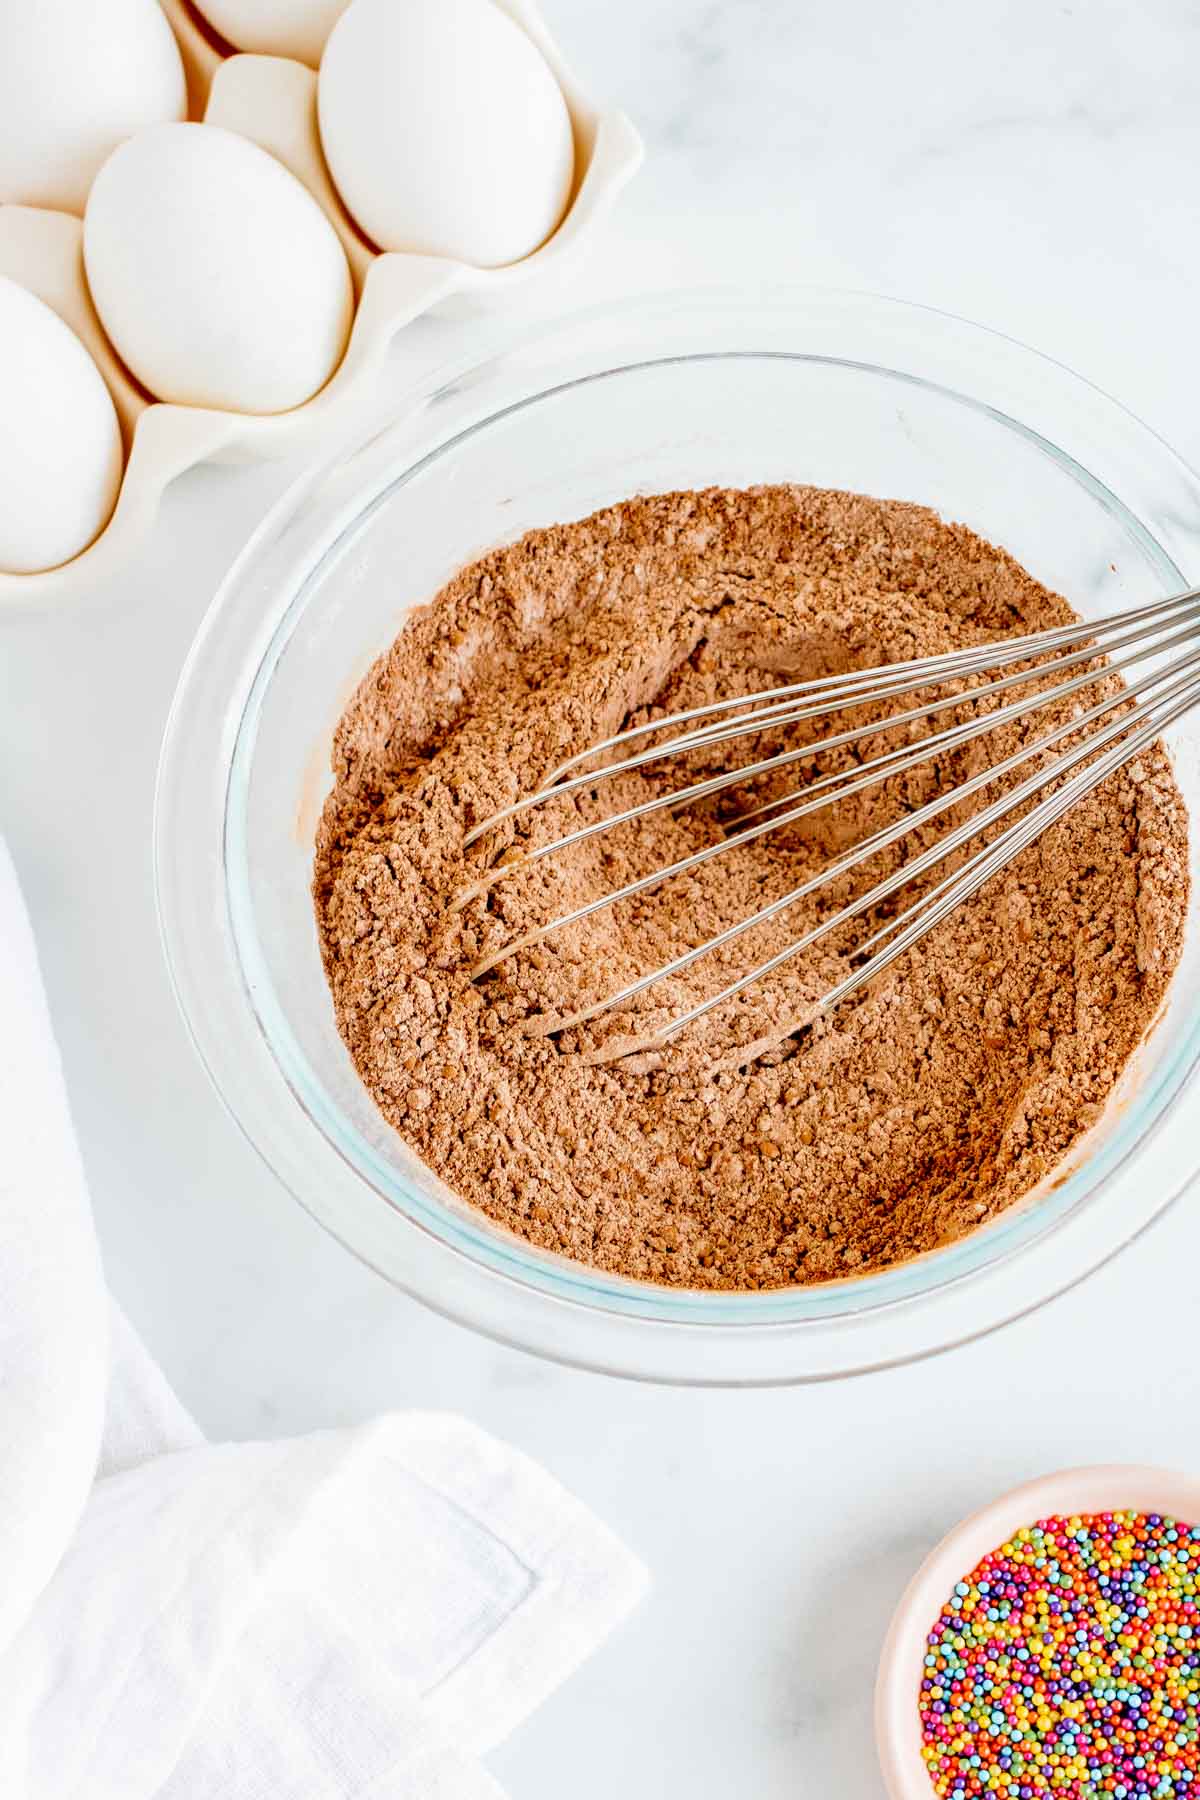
155,285,1200,1383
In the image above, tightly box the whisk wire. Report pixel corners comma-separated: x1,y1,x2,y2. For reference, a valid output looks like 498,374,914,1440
463,593,1200,870
532,588,1200,793
656,643,1200,1044
469,610,1200,979
461,586,1200,1057
822,674,1200,1016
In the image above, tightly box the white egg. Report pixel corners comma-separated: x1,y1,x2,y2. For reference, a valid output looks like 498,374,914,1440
192,0,349,66
318,0,575,268
0,278,124,575
83,123,353,415
0,0,186,216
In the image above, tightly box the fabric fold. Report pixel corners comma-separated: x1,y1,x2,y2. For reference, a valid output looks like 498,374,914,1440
0,839,647,1798
0,837,108,1649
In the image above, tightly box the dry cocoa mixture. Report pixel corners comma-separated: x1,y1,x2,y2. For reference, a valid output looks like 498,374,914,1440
313,486,1188,1289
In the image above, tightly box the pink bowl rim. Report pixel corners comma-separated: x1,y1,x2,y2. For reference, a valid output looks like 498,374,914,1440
875,1463,1200,1799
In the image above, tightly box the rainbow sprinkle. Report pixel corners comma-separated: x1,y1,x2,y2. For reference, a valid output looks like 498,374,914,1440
920,1511,1200,1800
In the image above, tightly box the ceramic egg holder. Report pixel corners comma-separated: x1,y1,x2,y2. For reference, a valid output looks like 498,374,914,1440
0,0,642,604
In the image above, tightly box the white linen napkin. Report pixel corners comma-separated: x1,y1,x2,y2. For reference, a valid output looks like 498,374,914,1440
0,837,647,1798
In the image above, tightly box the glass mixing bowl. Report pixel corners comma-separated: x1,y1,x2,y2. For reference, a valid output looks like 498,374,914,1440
155,289,1200,1384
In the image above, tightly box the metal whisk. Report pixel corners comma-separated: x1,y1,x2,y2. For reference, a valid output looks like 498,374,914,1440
461,588,1200,1056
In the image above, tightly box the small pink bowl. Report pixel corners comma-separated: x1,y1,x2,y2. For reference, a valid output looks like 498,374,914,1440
875,1465,1200,1800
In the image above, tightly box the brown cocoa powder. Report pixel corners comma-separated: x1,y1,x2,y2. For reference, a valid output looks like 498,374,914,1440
313,486,1188,1289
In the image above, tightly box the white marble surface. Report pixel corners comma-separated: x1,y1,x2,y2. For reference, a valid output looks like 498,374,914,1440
4,1,1200,1791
